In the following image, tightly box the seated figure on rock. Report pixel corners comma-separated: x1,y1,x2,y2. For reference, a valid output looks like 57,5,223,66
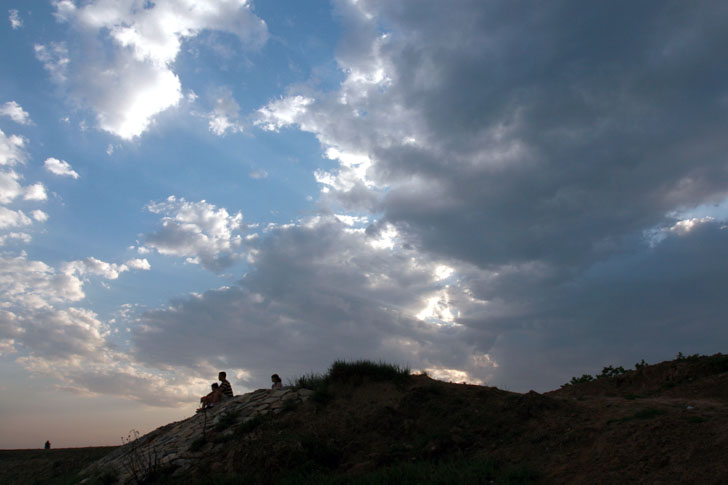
198,383,221,412
271,373,283,389
218,371,234,399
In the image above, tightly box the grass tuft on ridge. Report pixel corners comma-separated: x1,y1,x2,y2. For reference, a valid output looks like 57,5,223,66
293,360,411,396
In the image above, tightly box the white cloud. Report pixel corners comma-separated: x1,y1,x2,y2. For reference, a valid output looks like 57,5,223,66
34,42,69,83
0,252,85,309
0,247,170,406
249,168,268,179
62,257,134,280
1,252,152,312
0,129,26,167
46,0,268,139
0,232,31,246
51,0,76,22
44,157,80,179
207,88,244,136
31,210,49,223
18,350,212,407
0,170,23,204
668,217,714,235
23,183,47,201
1,302,204,406
0,101,31,125
8,9,22,29
256,95,313,132
0,307,108,360
145,196,245,272
125,258,151,271
0,207,32,229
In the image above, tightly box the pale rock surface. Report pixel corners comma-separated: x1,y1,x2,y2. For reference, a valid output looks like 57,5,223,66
81,387,315,483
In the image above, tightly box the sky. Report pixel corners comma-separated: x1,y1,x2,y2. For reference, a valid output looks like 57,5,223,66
1,0,728,449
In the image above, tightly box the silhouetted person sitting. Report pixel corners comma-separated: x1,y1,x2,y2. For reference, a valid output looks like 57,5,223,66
218,371,233,400
44,440,51,450
271,373,283,389
198,383,221,412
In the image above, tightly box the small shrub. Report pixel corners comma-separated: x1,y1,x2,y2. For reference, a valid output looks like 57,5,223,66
327,359,410,385
569,374,594,385
294,371,329,391
634,359,648,370
120,429,161,484
597,365,626,379
293,360,411,406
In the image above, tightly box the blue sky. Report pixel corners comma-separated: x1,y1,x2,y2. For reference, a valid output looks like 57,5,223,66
2,0,728,448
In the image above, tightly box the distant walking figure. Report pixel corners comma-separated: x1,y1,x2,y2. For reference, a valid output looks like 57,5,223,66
218,371,233,399
271,373,283,389
44,440,51,450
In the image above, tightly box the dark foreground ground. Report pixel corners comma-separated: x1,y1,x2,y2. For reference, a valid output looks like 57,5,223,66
5,354,728,484
0,447,117,484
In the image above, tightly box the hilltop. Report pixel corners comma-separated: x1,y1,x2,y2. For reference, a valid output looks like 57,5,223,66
5,355,728,484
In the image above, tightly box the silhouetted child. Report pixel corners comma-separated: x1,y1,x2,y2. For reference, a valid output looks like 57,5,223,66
271,373,283,389
218,371,233,399
198,383,220,412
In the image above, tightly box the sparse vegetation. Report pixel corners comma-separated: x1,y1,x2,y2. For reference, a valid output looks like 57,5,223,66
295,360,411,389
0,447,117,485
327,359,410,384
293,359,411,404
8,353,728,484
569,373,595,385
120,429,163,484
597,365,626,378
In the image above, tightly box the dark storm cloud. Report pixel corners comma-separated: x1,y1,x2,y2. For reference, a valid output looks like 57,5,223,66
361,0,728,269
471,222,728,389
136,1,728,392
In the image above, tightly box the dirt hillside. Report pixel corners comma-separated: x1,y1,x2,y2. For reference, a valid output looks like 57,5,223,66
30,355,728,483
116,355,728,484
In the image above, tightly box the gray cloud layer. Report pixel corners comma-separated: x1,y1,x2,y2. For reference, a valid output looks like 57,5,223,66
131,1,728,392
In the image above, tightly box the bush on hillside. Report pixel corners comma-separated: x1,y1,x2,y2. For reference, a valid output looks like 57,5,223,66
597,365,626,379
328,360,410,384
293,360,411,398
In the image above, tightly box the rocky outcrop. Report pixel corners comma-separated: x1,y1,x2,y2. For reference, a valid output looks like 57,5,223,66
81,387,314,483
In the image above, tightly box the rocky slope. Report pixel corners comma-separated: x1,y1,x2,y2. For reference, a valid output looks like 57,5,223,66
81,387,314,483
80,355,728,484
